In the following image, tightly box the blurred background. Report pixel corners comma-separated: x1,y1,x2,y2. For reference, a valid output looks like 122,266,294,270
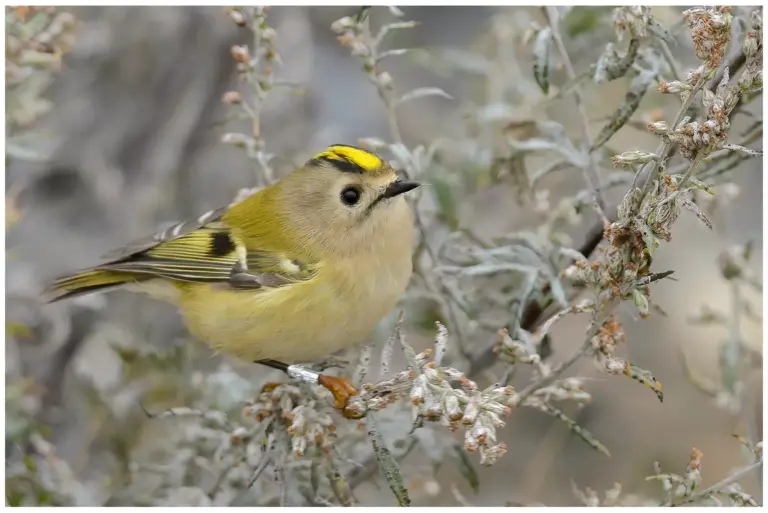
5,5,763,506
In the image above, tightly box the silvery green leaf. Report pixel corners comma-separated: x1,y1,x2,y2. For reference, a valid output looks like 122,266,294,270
451,444,480,493
637,221,659,255
379,326,397,376
430,173,459,230
594,43,619,83
548,275,569,308
722,144,763,158
354,6,372,23
648,18,676,45
532,27,553,94
624,363,664,402
375,20,419,47
686,177,715,195
679,197,713,230
433,321,448,367
514,121,585,167
377,48,412,62
397,87,454,107
530,402,611,456
388,143,412,169
503,231,547,257
463,263,538,277
592,69,654,150
530,158,571,189
367,415,411,506
395,312,421,372
510,270,539,331
387,5,405,17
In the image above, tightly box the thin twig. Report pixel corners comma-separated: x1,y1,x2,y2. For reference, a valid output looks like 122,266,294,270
512,339,592,407
546,6,605,211
657,39,684,82
636,75,706,205
670,460,763,506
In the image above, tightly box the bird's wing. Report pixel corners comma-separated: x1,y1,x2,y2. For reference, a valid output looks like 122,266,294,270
93,205,316,289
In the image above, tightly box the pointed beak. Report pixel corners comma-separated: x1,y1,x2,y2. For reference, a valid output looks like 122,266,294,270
382,179,420,199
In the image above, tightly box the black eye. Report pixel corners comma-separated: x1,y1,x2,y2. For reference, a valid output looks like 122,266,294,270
340,186,361,206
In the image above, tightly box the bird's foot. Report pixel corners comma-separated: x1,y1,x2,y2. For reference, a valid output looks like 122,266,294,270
318,374,360,416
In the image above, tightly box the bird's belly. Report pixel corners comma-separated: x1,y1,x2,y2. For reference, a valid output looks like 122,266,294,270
179,261,409,364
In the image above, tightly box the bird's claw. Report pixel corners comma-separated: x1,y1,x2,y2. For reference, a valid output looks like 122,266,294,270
318,374,360,417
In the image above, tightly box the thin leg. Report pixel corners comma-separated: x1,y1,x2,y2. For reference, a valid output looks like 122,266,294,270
257,359,290,373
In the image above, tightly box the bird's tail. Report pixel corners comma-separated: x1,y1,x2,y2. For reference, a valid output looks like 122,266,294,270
43,267,142,303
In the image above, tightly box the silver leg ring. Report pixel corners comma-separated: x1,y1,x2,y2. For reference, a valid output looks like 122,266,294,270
287,364,320,385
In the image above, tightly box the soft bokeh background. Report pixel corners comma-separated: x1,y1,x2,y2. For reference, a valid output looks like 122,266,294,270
5,5,763,506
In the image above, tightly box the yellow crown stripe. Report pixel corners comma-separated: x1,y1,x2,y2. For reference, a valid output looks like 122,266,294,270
314,145,382,172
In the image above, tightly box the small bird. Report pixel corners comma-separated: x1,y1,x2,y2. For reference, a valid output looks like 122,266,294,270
44,144,419,414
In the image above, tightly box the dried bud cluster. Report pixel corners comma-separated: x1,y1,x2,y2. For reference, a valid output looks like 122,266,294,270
645,8,762,164
6,7,78,128
224,7,279,90
345,331,515,466
590,316,627,372
739,10,763,94
218,7,282,183
611,6,650,41
224,7,279,92
497,328,541,366
331,11,415,92
670,70,737,160
331,16,372,60
683,7,733,68
243,384,336,457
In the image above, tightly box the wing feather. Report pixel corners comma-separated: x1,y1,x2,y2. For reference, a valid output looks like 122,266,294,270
52,204,317,295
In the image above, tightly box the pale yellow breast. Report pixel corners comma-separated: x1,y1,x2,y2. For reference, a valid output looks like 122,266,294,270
178,205,414,363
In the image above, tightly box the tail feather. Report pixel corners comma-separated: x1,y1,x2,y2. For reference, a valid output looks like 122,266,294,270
43,268,143,303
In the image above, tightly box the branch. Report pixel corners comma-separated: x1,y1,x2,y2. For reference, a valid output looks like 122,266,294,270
670,460,763,506
545,6,606,211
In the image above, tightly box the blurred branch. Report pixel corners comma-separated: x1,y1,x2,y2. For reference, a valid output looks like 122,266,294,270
545,6,606,211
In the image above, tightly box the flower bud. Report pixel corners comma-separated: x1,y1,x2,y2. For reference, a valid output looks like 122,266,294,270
611,151,658,168
410,383,425,405
444,394,463,421
377,71,394,89
331,16,355,34
425,401,443,420
743,35,758,57
647,121,670,135
222,91,242,105
230,427,249,444
221,133,252,147
657,81,691,94
227,9,247,27
632,288,650,318
292,435,308,457
261,27,277,41
462,396,480,425
230,44,250,63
